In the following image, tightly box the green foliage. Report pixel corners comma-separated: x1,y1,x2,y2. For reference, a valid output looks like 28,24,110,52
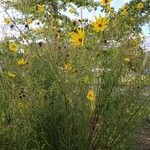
0,0,150,149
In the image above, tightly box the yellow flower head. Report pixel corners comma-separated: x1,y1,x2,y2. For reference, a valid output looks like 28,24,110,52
36,4,45,13
7,71,16,78
136,3,144,9
26,18,33,24
17,58,27,66
121,9,128,16
82,76,90,84
64,63,73,72
4,18,13,25
87,90,96,102
92,17,109,32
35,28,45,33
106,5,114,13
69,6,76,14
100,0,112,6
124,57,131,63
9,42,19,52
69,29,85,47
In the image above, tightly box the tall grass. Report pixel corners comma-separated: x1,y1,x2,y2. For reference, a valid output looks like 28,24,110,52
0,1,150,149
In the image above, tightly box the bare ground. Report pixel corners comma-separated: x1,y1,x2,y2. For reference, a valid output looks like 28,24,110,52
137,118,150,150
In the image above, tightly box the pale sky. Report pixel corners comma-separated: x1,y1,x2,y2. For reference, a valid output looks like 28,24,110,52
0,0,149,41
62,0,128,20
61,0,149,36
0,5,24,40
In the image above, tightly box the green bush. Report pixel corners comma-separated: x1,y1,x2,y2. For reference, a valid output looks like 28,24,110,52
0,0,150,149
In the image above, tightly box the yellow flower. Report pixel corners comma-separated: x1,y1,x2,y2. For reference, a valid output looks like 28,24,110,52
82,76,90,84
69,29,85,47
69,6,76,14
121,9,128,16
136,3,144,9
4,18,13,25
92,17,109,32
26,18,33,24
36,4,45,13
64,63,73,72
87,90,96,102
7,71,16,78
35,28,45,33
9,42,19,52
17,58,27,66
124,57,131,63
106,5,114,13
100,0,112,6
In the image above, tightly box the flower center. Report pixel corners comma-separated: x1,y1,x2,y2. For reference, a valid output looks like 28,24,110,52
89,94,92,97
105,0,108,3
78,38,83,43
98,23,102,27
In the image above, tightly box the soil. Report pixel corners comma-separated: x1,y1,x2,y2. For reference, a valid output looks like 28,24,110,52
137,118,150,150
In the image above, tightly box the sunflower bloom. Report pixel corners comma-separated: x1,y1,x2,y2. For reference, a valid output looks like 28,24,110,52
9,42,19,52
87,90,96,102
106,5,114,13
36,4,45,13
100,0,112,6
64,63,73,72
26,18,33,24
69,6,76,14
92,17,109,32
17,58,27,66
124,57,131,63
7,71,16,78
69,29,85,47
4,18,13,25
35,28,45,33
136,3,144,9
121,9,128,16
82,76,90,84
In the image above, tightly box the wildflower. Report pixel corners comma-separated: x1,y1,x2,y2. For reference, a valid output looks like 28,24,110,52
4,18,13,25
69,29,85,47
7,71,16,78
35,28,45,33
132,40,138,47
87,90,96,102
121,9,128,16
124,57,131,63
106,5,114,13
136,3,144,9
92,17,109,32
9,42,19,52
17,58,27,66
69,6,76,14
36,4,45,13
100,0,112,6
26,18,33,24
64,63,73,72
52,26,58,32
82,76,90,84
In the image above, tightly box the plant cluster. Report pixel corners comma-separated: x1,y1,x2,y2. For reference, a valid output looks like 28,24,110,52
0,0,150,149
